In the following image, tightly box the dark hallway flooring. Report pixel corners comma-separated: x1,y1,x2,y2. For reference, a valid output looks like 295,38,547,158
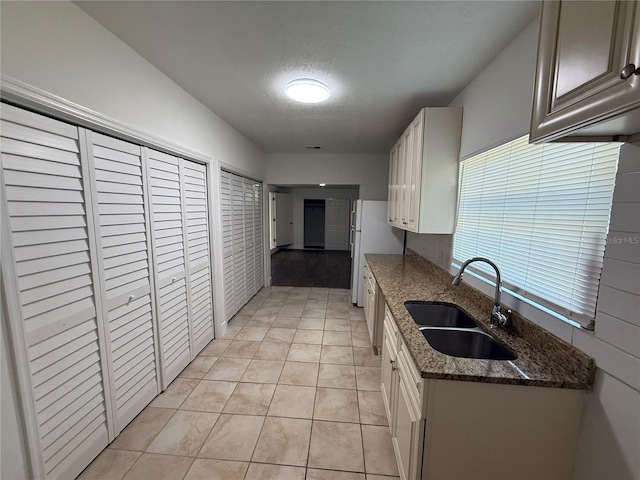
271,249,352,289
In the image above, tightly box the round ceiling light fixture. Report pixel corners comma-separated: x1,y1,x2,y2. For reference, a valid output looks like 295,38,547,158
285,79,330,104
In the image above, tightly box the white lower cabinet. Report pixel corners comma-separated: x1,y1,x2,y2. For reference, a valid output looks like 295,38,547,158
382,304,586,480
1,103,215,479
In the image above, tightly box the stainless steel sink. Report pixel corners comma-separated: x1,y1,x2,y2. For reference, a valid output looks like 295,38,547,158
404,301,478,328
419,328,517,361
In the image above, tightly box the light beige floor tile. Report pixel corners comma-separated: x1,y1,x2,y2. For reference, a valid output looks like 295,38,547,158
222,324,242,339
279,361,319,386
268,384,316,419
183,459,248,480
110,407,175,451
320,345,354,365
244,463,306,480
284,297,307,306
308,420,364,472
306,468,366,480
298,317,325,330
366,475,400,480
280,305,304,317
325,309,350,320
353,347,381,367
314,387,360,423
350,309,366,321
301,307,327,319
249,314,277,326
229,313,252,327
351,322,369,334
352,332,374,347
358,390,388,426
355,367,382,391
122,453,193,480
222,382,276,415
78,448,141,480
255,305,283,316
254,341,291,361
181,380,237,412
146,410,219,456
317,364,356,389
221,340,261,358
252,417,312,466
204,357,251,381
272,316,301,328
287,343,322,363
362,425,399,476
327,300,349,311
293,329,323,344
235,326,269,342
240,359,284,383
180,356,218,379
265,327,296,343
322,331,352,346
198,414,265,461
150,378,199,409
200,339,232,357
306,297,328,306
325,318,352,331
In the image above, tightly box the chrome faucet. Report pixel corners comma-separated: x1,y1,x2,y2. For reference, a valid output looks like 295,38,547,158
452,257,508,329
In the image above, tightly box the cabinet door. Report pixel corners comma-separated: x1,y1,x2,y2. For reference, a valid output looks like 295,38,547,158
381,323,397,433
1,104,110,479
406,112,424,233
388,146,397,225
220,170,236,321
400,126,413,229
183,160,214,353
531,0,640,142
253,182,264,291
87,132,159,433
147,149,191,387
394,374,421,480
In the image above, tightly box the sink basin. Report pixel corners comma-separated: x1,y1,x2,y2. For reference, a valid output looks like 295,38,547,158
404,301,478,328
420,328,517,361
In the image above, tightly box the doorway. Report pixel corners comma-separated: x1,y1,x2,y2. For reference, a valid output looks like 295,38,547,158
304,199,325,248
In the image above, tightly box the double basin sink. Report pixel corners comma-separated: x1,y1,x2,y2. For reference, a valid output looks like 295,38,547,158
404,301,517,361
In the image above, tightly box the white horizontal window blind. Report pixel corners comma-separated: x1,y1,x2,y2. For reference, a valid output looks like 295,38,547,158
453,135,620,330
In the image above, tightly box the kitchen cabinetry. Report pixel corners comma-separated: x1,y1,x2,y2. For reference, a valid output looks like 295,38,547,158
220,169,264,321
531,0,640,143
387,108,462,234
363,259,385,353
381,304,585,480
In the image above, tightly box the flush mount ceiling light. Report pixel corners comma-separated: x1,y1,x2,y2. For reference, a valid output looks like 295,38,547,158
285,79,330,103
319,183,326,187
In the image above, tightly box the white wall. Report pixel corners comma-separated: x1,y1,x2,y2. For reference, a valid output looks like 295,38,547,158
408,15,640,479
265,153,389,200
0,1,265,176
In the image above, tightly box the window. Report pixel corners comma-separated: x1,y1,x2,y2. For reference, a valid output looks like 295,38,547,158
453,135,620,330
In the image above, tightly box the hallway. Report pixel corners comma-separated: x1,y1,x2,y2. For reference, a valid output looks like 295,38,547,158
79,287,398,480
271,250,352,289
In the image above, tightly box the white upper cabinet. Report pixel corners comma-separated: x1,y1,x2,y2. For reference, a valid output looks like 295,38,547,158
387,107,463,234
531,0,640,142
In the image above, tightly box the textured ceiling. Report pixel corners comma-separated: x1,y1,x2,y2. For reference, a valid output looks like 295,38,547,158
76,1,540,154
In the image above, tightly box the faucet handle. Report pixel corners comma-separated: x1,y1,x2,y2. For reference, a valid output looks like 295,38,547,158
491,306,509,329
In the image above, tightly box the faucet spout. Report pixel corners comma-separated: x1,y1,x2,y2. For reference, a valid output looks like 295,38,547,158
452,257,508,328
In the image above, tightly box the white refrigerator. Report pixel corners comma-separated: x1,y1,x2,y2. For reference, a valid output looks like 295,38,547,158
350,200,404,306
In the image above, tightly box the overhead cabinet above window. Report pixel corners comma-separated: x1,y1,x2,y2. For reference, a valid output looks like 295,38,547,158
530,0,640,143
388,107,462,234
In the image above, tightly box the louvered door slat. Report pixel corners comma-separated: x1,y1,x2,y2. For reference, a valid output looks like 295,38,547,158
1,103,110,480
88,132,159,434
183,160,213,353
148,149,190,387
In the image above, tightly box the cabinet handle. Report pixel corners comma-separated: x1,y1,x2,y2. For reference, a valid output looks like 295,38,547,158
171,277,177,283
392,365,398,372
128,295,135,303
620,63,640,80
389,359,394,364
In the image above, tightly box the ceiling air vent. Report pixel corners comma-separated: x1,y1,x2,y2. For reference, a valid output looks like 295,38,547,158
304,145,322,150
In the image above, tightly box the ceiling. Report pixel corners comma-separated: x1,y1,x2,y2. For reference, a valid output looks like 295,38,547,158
76,1,540,154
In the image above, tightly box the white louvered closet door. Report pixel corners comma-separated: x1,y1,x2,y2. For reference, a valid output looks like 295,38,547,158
231,174,247,309
220,170,236,321
182,160,214,353
85,132,160,433
243,178,256,301
253,182,264,292
1,104,111,480
147,149,191,387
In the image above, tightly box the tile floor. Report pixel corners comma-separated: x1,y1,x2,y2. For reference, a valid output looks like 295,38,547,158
79,287,400,480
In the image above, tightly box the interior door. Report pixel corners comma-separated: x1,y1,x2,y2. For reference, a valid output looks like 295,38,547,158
243,178,256,299
325,198,351,250
86,131,159,434
275,192,293,247
231,174,247,306
147,149,191,387
1,103,111,479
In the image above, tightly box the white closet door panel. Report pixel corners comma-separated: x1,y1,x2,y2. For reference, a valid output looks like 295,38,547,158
1,103,110,480
253,183,264,292
89,132,158,433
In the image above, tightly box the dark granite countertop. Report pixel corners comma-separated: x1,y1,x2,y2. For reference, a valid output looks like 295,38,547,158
365,252,595,389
